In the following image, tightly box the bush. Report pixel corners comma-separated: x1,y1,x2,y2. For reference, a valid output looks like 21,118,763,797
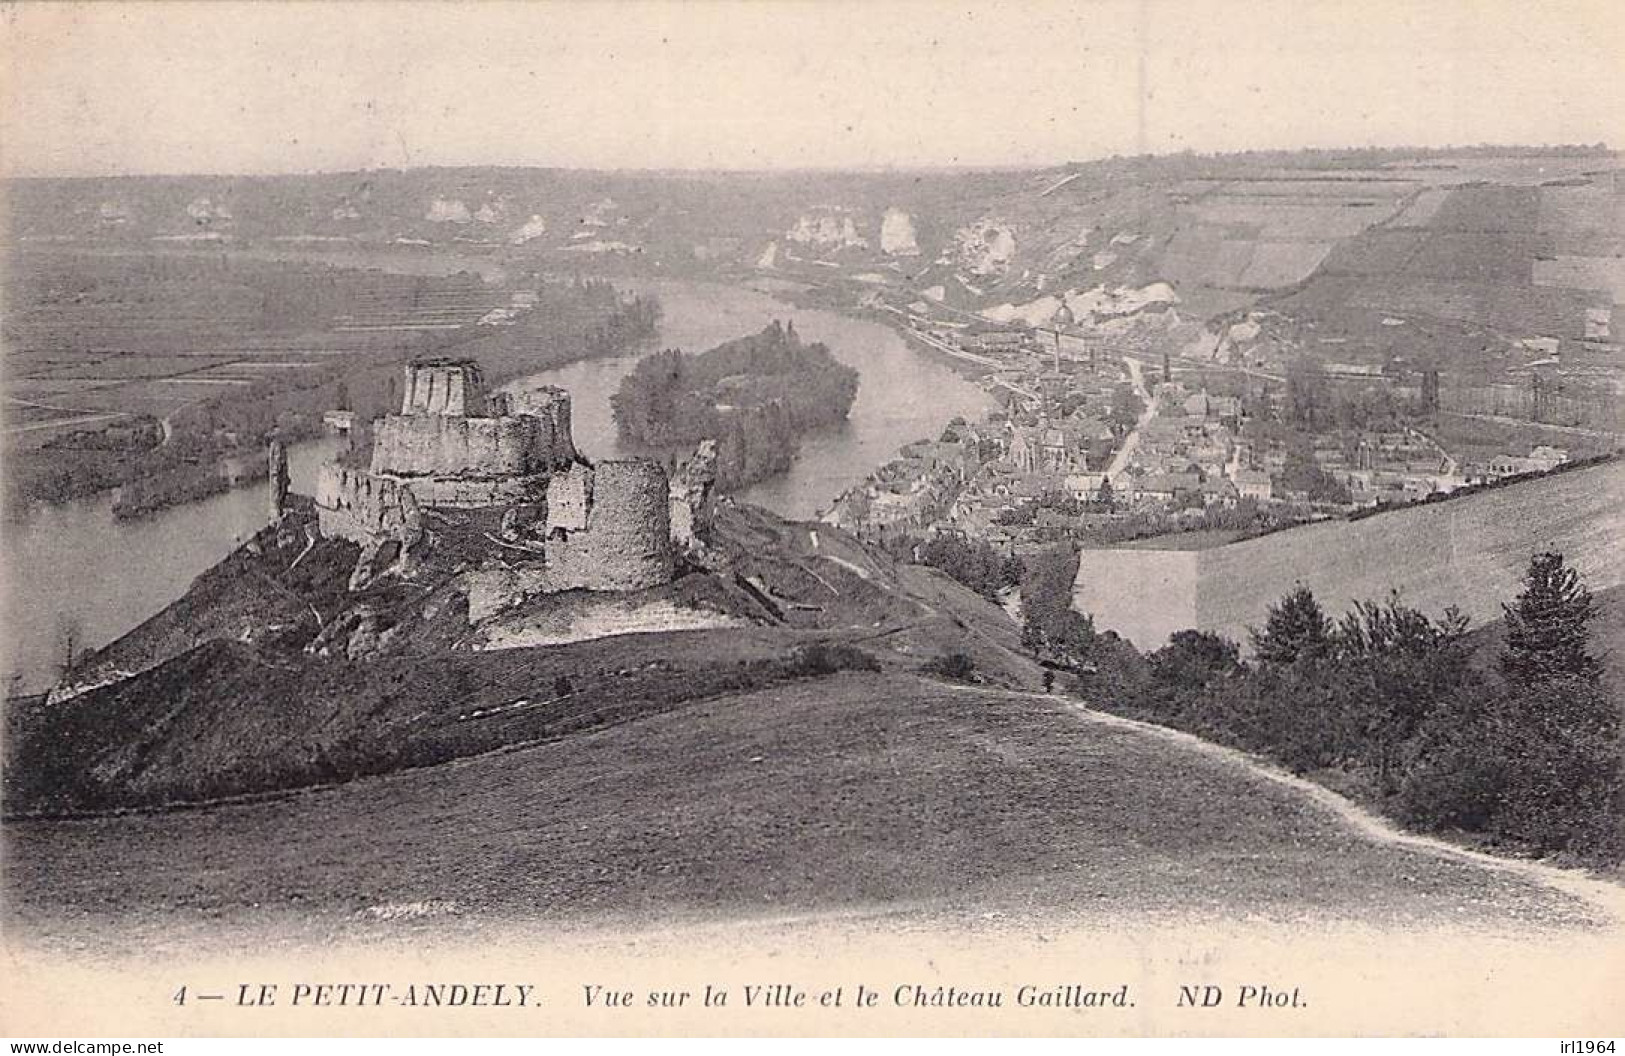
790,642,881,677
923,652,978,683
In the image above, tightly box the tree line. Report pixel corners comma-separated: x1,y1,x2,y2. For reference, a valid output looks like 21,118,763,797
1020,545,1622,864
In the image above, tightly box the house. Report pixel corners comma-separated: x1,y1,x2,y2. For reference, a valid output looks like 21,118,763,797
1064,472,1108,501
1488,445,1568,478
1528,445,1569,471
1135,472,1200,504
1232,468,1273,501
1197,477,1238,506
962,327,1030,354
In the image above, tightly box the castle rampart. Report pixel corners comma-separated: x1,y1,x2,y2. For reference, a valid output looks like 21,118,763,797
315,464,423,545
371,413,572,480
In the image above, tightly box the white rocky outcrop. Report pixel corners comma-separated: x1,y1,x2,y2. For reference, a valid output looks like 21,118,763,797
559,239,639,255
579,198,617,228
951,220,1017,278
880,207,921,256
1064,282,1179,320
756,241,779,269
508,214,548,244
980,294,1064,327
185,196,232,223
425,198,472,224
786,209,869,251
977,282,1182,328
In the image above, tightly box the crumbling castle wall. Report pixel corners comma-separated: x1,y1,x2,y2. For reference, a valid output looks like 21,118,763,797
669,439,718,553
268,439,290,521
368,374,576,509
546,461,593,533
314,465,423,545
315,357,678,602
371,412,576,478
506,386,577,462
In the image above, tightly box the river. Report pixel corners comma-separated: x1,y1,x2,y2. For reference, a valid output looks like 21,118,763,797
2,277,991,693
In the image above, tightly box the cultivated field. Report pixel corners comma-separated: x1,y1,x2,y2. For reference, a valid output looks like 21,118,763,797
1075,460,1625,650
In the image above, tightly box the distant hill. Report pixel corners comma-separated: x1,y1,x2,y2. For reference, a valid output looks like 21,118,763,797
8,147,1618,337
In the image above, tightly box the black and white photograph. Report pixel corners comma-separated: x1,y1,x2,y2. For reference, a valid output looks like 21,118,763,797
0,0,1621,1039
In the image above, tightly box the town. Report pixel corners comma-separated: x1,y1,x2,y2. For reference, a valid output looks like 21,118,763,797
826,291,1602,554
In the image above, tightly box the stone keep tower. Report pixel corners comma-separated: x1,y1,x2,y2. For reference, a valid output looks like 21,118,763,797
400,359,488,416
364,358,579,507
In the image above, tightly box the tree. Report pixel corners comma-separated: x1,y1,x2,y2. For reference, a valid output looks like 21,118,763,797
1284,357,1330,430
1096,476,1116,510
1500,551,1602,687
1251,585,1333,667
1108,385,1144,431
1332,595,1474,793
1150,629,1243,688
1487,553,1620,858
919,534,1016,601
54,615,85,684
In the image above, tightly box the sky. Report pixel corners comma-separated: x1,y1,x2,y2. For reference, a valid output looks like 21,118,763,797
1,0,1621,178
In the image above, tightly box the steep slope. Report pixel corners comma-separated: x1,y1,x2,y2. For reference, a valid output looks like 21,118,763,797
4,497,1037,814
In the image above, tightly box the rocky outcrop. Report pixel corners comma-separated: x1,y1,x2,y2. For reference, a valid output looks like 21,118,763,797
786,210,868,251
949,220,1017,278
305,604,394,659
880,208,920,256
509,214,549,244
425,198,471,224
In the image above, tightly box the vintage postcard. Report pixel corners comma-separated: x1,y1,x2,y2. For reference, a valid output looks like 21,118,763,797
1,0,1622,1039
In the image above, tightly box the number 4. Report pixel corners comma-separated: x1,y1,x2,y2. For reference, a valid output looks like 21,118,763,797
173,986,187,1006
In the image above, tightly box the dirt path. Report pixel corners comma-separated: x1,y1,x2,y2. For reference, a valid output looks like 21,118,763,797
1045,693,1625,927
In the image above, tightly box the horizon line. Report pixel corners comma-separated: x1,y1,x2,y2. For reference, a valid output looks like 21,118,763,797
4,142,1615,184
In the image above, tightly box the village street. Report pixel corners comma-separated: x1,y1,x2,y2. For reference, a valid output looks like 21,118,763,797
1104,354,1156,481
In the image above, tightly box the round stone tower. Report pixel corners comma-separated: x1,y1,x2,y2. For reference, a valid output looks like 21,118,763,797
583,460,673,589
544,459,672,591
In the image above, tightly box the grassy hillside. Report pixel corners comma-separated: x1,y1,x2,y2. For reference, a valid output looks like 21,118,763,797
4,674,1606,949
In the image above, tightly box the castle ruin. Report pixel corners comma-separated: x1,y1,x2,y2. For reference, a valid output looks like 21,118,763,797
314,357,711,598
